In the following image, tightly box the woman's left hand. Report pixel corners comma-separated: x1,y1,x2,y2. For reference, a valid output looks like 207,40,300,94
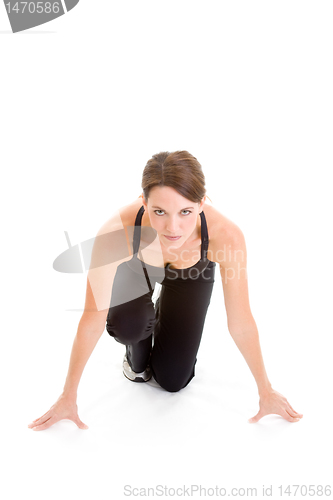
248,388,303,423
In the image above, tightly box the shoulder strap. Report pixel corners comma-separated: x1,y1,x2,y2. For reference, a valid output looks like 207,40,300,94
133,205,145,255
133,205,153,296
200,211,209,260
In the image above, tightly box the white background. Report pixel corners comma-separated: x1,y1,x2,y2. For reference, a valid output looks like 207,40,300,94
1,1,332,499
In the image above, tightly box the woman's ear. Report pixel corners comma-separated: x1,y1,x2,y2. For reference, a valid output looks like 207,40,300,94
142,195,148,210
199,196,207,213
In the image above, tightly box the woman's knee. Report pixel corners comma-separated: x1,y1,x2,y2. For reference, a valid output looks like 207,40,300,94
106,301,155,344
152,365,195,393
160,381,185,393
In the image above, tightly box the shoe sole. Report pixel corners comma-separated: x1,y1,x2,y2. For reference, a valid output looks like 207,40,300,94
123,371,152,383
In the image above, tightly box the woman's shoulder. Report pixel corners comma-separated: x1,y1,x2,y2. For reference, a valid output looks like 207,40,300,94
89,197,143,269
204,203,242,238
118,196,143,226
203,203,245,259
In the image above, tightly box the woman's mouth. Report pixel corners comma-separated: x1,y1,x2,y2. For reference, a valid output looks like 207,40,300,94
164,235,181,241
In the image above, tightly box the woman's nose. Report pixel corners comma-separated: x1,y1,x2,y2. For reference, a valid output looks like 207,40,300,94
166,218,180,233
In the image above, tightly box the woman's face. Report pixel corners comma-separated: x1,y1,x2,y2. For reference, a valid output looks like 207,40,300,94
142,186,206,249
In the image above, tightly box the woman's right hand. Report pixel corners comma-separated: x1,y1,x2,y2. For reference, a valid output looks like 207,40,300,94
28,394,89,431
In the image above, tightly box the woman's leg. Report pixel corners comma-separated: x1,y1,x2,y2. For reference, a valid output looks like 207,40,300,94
106,291,155,372
151,262,216,392
105,260,157,372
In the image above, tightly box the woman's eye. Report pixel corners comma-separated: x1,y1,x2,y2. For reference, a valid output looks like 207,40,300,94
153,210,192,216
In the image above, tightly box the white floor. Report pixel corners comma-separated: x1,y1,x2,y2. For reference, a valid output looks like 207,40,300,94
4,282,331,500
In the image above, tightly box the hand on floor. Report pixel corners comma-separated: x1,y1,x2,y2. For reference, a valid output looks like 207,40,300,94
248,388,303,423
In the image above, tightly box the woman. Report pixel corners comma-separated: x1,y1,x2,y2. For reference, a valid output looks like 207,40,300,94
28,151,303,430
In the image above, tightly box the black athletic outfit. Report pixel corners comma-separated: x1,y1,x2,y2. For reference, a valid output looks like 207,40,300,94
106,205,216,392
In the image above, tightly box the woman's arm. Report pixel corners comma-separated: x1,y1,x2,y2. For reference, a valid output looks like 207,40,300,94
212,221,303,423
28,279,109,431
61,283,111,399
28,209,133,431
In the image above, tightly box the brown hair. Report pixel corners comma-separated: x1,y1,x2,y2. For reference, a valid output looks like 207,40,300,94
141,150,211,204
